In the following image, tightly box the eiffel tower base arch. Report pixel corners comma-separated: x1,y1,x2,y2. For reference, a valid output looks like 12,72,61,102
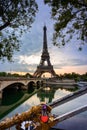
33,65,57,78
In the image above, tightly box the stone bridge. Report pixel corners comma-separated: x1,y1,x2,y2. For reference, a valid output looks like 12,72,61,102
0,77,43,99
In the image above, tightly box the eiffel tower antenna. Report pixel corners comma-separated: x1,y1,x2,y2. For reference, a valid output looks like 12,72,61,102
33,25,57,77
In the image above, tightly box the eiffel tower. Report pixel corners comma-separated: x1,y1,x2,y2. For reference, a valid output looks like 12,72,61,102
33,25,57,77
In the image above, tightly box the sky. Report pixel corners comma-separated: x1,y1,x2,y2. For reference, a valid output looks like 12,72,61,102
0,0,87,76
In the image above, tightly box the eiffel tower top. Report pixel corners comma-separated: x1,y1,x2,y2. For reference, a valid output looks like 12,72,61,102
43,25,48,52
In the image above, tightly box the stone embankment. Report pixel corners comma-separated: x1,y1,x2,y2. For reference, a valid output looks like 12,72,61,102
46,79,77,88
45,79,87,88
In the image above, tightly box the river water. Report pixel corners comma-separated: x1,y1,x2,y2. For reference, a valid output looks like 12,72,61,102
1,85,87,130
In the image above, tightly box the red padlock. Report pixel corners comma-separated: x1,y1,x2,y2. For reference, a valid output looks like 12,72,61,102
40,115,49,123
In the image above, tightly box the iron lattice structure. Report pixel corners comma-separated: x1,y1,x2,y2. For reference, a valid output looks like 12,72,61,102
33,26,57,78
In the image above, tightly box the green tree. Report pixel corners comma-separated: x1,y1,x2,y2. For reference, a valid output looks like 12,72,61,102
25,73,33,78
44,0,87,50
0,0,38,61
0,72,7,76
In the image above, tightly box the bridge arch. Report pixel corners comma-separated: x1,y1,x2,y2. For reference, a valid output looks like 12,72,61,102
0,80,27,91
28,81,35,93
2,83,25,105
3,82,25,91
36,81,41,89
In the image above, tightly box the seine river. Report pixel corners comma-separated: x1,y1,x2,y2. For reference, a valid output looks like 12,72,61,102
1,85,87,130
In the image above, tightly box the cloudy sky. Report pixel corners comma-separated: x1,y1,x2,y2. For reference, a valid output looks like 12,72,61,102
0,0,87,76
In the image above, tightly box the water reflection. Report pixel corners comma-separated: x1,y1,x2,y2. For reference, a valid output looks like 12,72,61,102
37,87,56,103
1,85,87,130
2,88,25,105
37,86,72,104
1,83,36,105
53,88,71,101
1,86,71,119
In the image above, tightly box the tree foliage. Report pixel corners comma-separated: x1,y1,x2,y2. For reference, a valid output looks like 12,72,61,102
44,0,87,49
0,0,38,61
